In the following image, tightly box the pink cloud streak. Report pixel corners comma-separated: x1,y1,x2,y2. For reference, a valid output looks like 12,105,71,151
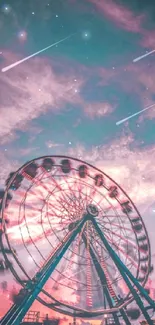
86,0,144,33
0,51,84,142
86,0,155,49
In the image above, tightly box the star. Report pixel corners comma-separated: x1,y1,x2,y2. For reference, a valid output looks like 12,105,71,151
18,31,27,41
82,31,91,40
2,4,11,14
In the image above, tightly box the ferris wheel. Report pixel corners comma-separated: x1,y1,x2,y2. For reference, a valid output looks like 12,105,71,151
0,155,155,325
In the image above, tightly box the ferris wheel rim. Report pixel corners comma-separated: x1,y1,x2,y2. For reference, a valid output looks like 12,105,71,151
0,155,151,316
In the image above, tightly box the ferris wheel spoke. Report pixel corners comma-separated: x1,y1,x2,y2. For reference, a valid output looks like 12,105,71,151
18,222,47,263
75,180,87,211
61,227,85,275
101,225,137,255
89,225,105,253
90,235,108,257
101,226,140,256
44,214,71,225
39,229,73,271
46,205,71,221
87,186,98,205
26,175,74,219
47,172,84,214
57,193,77,214
99,214,126,218
101,220,133,233
49,251,88,290
73,178,86,210
97,214,128,226
48,198,72,219
66,175,81,204
103,233,138,269
23,188,72,222
59,174,80,210
83,184,89,207
26,185,51,201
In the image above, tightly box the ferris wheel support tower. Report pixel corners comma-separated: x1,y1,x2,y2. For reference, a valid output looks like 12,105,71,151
1,209,155,325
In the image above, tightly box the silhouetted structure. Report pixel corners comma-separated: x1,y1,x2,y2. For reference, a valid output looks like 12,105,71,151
1,155,155,325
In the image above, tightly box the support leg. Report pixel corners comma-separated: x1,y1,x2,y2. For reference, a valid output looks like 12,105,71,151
0,217,86,325
82,234,121,325
91,217,154,325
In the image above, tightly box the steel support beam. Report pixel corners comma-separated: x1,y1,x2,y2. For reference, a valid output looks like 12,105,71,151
82,233,122,325
0,217,87,325
90,217,154,325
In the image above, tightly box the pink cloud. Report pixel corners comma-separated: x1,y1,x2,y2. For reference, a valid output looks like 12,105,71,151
85,0,155,50
19,147,40,156
45,141,64,148
85,61,155,123
86,0,144,33
141,30,155,48
83,101,114,119
0,293,12,319
0,50,116,145
0,153,19,186
96,62,155,122
68,134,155,208
0,51,85,143
142,108,155,120
119,63,155,120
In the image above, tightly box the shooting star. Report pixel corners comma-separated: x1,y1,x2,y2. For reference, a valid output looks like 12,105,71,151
1,33,76,73
133,49,155,63
116,103,155,126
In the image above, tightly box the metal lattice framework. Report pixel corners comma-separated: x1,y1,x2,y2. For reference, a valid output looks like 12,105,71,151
0,156,155,325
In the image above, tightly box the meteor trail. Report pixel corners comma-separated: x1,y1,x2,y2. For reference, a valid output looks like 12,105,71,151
133,49,155,63
116,103,155,126
1,33,76,73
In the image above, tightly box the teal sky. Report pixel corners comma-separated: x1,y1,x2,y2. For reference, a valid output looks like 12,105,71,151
0,0,155,321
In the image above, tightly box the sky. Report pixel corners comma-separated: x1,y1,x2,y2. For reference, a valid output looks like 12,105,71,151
0,0,155,323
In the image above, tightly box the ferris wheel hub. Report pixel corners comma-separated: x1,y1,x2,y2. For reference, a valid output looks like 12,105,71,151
86,204,99,217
